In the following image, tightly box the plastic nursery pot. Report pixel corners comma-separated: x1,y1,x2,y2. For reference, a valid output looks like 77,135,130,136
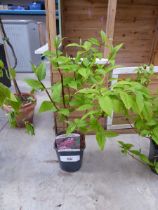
149,139,158,175
54,132,86,172
3,93,36,128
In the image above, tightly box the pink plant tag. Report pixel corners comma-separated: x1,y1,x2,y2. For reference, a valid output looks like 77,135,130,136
55,133,80,150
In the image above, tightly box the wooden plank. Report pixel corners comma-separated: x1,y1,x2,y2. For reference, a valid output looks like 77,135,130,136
104,0,118,57
45,0,56,83
45,0,57,132
149,20,158,64
45,0,56,51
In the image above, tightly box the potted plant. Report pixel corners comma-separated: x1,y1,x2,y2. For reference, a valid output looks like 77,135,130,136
117,65,158,174
0,60,36,135
25,31,153,172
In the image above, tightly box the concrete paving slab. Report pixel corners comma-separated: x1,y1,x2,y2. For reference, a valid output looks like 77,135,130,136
0,73,158,210
0,98,158,210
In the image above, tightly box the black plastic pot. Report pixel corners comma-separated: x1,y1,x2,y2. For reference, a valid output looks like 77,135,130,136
54,132,85,172
149,139,158,174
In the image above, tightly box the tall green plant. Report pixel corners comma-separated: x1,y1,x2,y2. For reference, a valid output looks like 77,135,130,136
25,31,153,151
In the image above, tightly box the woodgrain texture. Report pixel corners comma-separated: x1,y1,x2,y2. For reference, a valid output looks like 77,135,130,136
104,0,118,57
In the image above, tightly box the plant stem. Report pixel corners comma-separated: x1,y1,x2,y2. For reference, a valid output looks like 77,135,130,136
13,79,22,96
127,151,147,166
39,80,59,111
11,76,25,101
126,117,138,134
58,68,66,108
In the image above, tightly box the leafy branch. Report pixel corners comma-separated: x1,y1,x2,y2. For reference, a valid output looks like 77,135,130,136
118,141,158,173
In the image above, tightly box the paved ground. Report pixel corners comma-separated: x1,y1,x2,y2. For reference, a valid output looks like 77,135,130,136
0,73,158,210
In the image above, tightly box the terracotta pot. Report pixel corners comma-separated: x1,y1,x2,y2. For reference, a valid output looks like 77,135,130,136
3,93,36,128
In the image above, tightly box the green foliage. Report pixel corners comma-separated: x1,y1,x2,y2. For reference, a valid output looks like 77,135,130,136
7,111,17,128
132,65,158,145
25,79,44,91
39,101,57,112
26,32,156,152
136,64,154,87
98,96,113,116
0,83,12,106
9,68,16,79
118,141,158,171
25,122,35,136
32,63,46,81
100,31,108,43
51,83,62,103
0,60,4,69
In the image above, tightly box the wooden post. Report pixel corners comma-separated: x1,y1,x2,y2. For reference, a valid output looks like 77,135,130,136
149,20,158,65
45,0,56,52
104,0,118,58
45,0,57,84
45,0,57,132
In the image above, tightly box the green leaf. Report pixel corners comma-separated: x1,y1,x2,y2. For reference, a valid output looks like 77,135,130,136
66,122,76,134
0,69,3,77
152,126,158,144
25,122,35,136
78,67,90,79
36,63,46,81
96,129,106,151
67,43,81,48
9,68,16,79
0,60,4,69
100,31,107,43
25,79,44,90
114,43,123,53
39,101,57,112
104,131,118,138
139,154,152,165
142,101,152,120
98,96,113,116
4,98,21,111
78,88,97,94
88,38,100,46
74,118,87,132
119,92,133,110
111,98,124,113
153,162,158,174
82,58,90,67
83,41,92,51
130,150,141,156
108,43,123,61
118,141,134,154
59,109,70,117
136,93,144,113
56,56,70,65
53,36,61,49
7,111,17,128
68,80,78,90
77,104,93,111
51,83,62,103
0,83,11,106
152,133,158,145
